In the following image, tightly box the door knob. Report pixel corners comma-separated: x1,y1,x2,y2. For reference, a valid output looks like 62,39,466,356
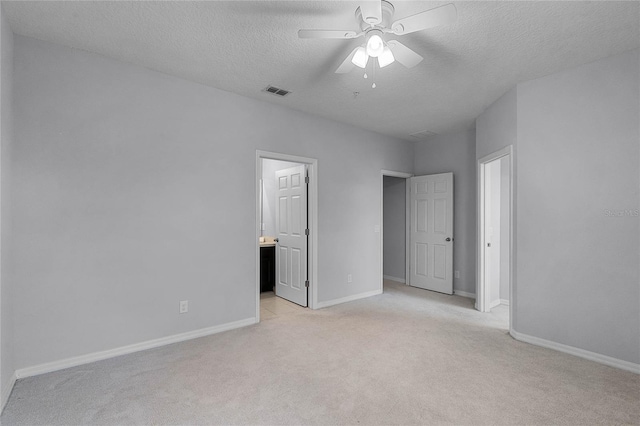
446,237,451,242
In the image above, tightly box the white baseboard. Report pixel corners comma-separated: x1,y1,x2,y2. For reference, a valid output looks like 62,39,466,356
454,290,476,299
500,298,510,306
316,289,382,309
383,275,405,284
489,299,502,309
15,317,257,380
511,330,639,374
1,372,17,414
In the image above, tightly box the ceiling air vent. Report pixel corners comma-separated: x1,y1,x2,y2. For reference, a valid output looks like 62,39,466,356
409,130,438,141
263,85,291,97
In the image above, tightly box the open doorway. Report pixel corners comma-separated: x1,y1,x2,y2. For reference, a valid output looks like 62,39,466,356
381,170,412,292
256,151,318,321
477,146,513,329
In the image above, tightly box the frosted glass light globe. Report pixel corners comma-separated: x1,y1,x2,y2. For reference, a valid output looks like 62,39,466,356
366,34,384,58
351,46,369,68
378,46,395,68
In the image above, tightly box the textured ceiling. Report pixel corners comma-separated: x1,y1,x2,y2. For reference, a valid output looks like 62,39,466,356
4,1,639,141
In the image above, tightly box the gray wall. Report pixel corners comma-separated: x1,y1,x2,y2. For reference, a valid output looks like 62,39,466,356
4,28,637,382
0,3,14,408
476,88,518,160
261,159,299,239
516,49,639,364
477,49,639,364
413,130,476,295
11,36,414,370
383,176,405,281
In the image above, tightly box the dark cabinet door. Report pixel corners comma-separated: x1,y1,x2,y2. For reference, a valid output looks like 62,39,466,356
260,246,275,293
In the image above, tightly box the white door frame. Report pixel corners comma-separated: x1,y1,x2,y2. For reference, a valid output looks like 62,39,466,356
477,146,514,329
256,151,318,321
380,170,413,292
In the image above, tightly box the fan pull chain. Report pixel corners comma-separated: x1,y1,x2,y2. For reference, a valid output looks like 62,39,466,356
372,60,377,89
362,58,376,88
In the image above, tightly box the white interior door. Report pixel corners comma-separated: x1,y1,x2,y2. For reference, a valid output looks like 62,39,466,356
275,165,308,307
409,173,454,294
485,159,501,308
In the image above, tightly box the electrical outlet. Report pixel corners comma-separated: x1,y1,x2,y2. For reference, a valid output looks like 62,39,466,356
179,300,188,314
347,274,353,283
454,270,460,279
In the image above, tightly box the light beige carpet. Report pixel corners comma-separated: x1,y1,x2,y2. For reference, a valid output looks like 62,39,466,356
2,281,638,425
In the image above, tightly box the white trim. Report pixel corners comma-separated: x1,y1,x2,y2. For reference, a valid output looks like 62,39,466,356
454,290,476,299
381,170,413,179
15,317,256,380
383,275,405,284
511,330,640,374
500,298,510,306
489,299,502,309
405,178,411,286
256,151,318,314
380,170,412,294
315,289,382,309
1,372,17,413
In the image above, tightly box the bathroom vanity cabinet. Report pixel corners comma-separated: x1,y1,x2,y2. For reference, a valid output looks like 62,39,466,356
260,246,275,293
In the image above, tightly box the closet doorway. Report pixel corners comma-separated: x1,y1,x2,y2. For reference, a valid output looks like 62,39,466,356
381,170,412,291
477,146,513,329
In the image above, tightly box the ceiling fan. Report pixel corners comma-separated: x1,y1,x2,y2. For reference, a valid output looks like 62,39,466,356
298,1,456,77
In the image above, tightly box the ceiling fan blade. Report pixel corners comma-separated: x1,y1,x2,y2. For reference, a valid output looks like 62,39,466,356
359,1,382,25
335,47,360,74
387,40,423,68
298,29,359,39
391,3,457,36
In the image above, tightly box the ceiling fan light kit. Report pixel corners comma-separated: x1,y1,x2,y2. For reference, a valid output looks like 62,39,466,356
351,31,395,71
298,1,457,86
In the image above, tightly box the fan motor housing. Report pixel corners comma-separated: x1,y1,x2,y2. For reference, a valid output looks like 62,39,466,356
356,1,395,31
